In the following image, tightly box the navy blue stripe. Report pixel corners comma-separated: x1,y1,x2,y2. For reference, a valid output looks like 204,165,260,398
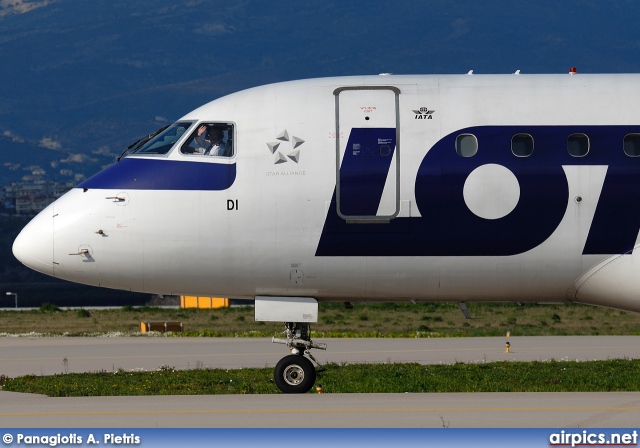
77,158,236,191
339,128,396,216
317,125,640,257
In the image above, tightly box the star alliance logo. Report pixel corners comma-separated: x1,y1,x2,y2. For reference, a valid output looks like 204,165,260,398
413,106,435,120
266,130,305,164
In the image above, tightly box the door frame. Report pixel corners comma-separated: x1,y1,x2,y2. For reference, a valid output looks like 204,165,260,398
333,85,401,223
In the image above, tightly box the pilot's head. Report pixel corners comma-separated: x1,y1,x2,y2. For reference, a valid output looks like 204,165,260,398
207,126,222,141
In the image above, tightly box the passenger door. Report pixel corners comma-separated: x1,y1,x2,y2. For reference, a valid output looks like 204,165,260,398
334,86,400,222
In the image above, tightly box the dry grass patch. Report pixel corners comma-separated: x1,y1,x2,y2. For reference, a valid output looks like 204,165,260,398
0,302,638,337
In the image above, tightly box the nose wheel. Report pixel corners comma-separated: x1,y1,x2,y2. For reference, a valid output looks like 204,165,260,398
273,354,316,393
272,322,326,393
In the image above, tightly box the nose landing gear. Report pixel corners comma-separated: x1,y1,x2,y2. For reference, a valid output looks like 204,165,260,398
274,354,316,393
272,322,326,393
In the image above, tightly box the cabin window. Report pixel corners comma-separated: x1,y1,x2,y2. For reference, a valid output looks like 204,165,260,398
132,122,192,155
624,134,640,157
180,123,234,157
511,134,534,157
567,133,589,157
456,134,478,157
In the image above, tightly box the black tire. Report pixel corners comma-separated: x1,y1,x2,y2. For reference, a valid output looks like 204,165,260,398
273,354,316,394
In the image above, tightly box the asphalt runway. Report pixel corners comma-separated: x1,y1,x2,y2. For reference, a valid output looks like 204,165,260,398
1,336,638,376
1,336,639,427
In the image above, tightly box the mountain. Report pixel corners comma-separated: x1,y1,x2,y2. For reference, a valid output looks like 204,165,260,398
3,0,640,306
2,1,640,186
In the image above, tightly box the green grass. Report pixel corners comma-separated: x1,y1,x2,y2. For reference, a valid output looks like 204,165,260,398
3,302,639,396
1,302,639,337
4,359,640,396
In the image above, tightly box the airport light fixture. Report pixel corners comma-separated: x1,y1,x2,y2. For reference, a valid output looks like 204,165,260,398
5,291,17,308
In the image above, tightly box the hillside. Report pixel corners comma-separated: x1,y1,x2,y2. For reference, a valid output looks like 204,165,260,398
2,1,640,186
3,1,640,305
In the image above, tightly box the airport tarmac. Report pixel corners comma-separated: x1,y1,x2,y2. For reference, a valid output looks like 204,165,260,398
1,336,639,427
1,335,638,376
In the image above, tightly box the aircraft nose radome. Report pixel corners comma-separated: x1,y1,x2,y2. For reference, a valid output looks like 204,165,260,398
12,210,55,277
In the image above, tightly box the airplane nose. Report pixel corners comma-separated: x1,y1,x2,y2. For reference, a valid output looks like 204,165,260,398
12,205,55,277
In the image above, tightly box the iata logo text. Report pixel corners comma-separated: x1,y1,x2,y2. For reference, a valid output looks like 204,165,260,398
413,106,435,120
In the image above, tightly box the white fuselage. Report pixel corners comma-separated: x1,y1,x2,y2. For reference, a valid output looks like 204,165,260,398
13,74,640,312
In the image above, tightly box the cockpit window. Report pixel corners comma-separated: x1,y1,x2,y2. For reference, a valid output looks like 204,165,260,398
181,123,234,157
131,122,192,155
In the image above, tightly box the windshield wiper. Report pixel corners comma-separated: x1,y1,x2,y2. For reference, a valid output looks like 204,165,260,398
117,124,171,161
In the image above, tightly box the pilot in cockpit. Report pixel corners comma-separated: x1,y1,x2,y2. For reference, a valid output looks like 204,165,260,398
181,124,232,157
195,125,231,157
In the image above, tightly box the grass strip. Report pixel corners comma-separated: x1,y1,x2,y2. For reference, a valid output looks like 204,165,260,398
4,359,640,396
2,302,639,337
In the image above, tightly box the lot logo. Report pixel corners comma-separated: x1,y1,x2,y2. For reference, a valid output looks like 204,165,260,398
266,129,306,164
413,106,435,120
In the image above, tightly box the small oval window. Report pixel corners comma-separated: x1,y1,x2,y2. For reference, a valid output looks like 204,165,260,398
511,134,534,157
567,133,589,157
623,133,640,157
456,134,478,157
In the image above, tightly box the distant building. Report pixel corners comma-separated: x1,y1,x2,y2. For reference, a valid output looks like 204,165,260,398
179,296,254,308
4,179,75,215
180,296,230,308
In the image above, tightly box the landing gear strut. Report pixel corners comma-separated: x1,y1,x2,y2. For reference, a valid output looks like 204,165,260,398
272,322,326,393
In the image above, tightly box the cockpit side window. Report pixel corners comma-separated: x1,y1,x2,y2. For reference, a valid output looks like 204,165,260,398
131,122,192,155
181,123,234,157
